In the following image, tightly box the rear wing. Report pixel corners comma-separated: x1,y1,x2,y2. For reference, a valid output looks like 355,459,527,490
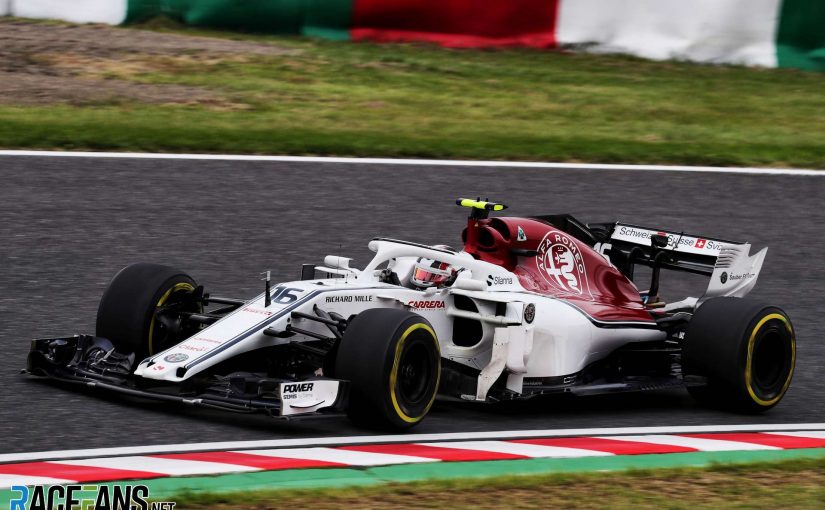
533,215,767,303
589,222,767,303
608,223,735,276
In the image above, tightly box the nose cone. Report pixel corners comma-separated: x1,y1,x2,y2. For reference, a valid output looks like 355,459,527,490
135,354,188,380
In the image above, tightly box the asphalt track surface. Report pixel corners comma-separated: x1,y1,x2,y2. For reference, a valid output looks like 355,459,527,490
0,155,823,454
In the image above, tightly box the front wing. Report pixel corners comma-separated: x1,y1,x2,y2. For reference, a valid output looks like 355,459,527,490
26,335,349,419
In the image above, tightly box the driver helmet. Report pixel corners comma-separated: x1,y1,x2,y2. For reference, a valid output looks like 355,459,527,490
410,245,457,289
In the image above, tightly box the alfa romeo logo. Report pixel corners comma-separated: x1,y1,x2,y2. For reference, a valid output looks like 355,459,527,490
536,232,588,295
524,303,536,324
163,353,189,363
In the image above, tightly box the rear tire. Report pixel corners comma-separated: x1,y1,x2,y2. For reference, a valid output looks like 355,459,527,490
336,308,441,430
683,297,795,413
96,263,201,361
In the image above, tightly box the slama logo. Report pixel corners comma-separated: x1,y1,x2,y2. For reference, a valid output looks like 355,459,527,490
536,232,590,296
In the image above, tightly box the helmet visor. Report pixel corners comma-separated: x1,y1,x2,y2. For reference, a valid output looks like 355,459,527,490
413,266,449,285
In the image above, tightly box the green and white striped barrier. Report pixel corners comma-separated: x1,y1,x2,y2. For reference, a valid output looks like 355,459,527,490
4,0,824,71
557,0,824,70
8,0,128,25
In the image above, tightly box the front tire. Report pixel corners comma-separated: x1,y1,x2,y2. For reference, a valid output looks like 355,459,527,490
683,297,796,413
96,263,201,361
336,308,441,430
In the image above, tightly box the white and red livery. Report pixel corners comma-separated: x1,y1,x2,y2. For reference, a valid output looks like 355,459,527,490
27,199,796,429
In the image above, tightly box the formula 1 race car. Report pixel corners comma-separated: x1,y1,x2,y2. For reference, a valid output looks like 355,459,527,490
27,199,796,429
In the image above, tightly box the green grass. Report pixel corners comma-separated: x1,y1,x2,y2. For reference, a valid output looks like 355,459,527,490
170,457,825,509
1,19,824,167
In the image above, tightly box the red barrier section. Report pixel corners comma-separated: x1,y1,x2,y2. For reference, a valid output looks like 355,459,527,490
351,0,560,48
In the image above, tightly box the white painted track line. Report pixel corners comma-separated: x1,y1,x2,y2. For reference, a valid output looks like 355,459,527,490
0,474,74,488
604,435,778,451
420,440,612,458
54,456,259,476
2,424,822,464
764,431,825,439
0,150,821,176
239,447,437,466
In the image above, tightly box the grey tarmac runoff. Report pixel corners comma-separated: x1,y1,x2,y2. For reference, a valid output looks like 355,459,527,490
0,152,823,454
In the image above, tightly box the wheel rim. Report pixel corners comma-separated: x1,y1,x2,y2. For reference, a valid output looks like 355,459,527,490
752,330,784,389
389,323,440,423
746,314,795,406
397,342,433,407
148,282,199,355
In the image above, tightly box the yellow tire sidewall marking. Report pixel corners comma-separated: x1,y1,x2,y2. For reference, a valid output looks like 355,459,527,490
389,322,440,424
148,282,195,355
745,312,795,407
